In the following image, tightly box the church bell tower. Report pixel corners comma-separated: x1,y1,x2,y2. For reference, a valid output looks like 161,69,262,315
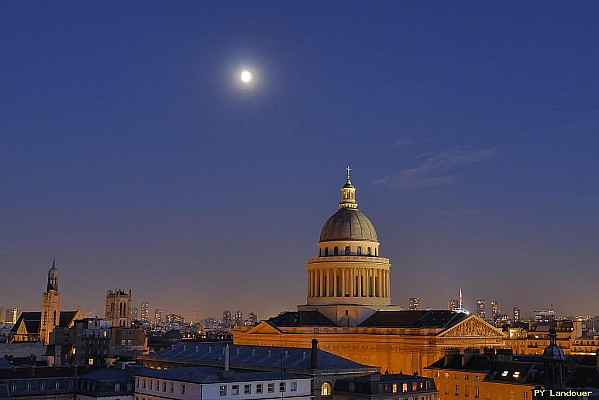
40,259,61,345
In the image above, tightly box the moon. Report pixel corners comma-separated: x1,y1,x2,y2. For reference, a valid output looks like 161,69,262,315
241,70,252,83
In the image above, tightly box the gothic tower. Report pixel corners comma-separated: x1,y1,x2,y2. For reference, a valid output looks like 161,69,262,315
105,289,132,328
40,259,61,344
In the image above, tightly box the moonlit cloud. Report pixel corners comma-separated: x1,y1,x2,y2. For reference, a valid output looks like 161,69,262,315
374,148,498,190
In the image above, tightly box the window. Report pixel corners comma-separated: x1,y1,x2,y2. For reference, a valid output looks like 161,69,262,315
26,383,31,391
181,384,186,395
136,378,139,388
465,375,470,380
268,383,275,393
413,382,417,391
392,384,397,393
41,382,45,390
357,246,362,255
334,247,339,255
115,383,121,391
290,382,297,392
367,247,372,255
143,379,146,389
54,381,60,390
344,246,350,255
455,384,459,395
325,248,328,256
256,384,263,393
69,381,74,389
169,383,174,393
475,386,480,398
279,382,286,392
244,384,251,394
402,383,408,392
219,385,227,396
149,380,153,390
523,391,529,399
10,384,15,392
162,382,167,392
321,382,332,396
465,386,470,397
232,384,239,395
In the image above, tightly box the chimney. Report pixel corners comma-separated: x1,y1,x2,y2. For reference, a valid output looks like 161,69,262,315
444,348,460,367
224,345,230,372
311,339,318,369
462,348,480,366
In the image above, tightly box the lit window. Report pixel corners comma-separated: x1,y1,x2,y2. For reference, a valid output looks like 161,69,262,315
513,372,520,378
413,382,417,391
244,385,251,394
321,382,332,396
279,382,286,392
219,385,227,396
402,383,408,392
392,384,397,393
232,385,239,395
256,384,263,393
268,383,275,393
501,371,509,377
290,382,297,392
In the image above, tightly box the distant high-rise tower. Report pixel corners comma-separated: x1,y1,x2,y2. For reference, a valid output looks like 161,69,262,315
40,259,61,345
248,312,258,326
491,301,500,317
105,289,132,328
154,309,162,325
476,300,486,319
6,308,18,324
513,307,521,322
223,310,232,327
131,307,139,321
234,310,243,326
448,299,458,311
409,297,421,311
140,301,149,322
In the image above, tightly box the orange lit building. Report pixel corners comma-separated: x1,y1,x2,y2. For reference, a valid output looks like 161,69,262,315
234,170,505,375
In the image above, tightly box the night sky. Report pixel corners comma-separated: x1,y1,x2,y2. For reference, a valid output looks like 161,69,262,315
2,2,598,321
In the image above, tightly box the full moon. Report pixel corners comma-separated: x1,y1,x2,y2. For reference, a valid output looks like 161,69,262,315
241,70,252,83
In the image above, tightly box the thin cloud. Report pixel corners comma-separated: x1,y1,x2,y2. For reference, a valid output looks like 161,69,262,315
374,148,497,190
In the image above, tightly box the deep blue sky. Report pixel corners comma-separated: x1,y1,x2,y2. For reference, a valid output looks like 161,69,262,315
2,2,598,321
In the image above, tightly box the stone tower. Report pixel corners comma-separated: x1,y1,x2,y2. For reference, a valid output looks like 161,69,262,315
40,259,61,344
105,289,132,328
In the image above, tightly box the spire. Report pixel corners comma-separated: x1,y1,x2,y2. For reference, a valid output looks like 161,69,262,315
47,258,59,292
339,166,358,208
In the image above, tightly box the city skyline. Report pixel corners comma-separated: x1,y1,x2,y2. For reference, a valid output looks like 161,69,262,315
2,2,598,319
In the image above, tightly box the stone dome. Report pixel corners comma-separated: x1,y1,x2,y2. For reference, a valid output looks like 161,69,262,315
319,207,378,242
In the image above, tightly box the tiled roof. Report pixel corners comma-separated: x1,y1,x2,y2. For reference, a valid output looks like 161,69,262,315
360,310,468,329
141,342,376,373
268,311,335,327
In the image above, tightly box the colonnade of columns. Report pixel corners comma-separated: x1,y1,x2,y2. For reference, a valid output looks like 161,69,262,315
307,267,390,299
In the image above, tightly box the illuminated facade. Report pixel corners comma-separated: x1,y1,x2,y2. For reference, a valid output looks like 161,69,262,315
40,259,61,345
234,170,505,375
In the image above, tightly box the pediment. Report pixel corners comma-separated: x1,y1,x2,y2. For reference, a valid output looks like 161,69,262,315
438,315,505,339
244,321,283,335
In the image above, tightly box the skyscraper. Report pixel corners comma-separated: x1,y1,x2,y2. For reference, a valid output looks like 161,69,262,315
491,301,500,318
154,309,162,325
223,310,232,327
409,297,421,311
476,300,486,319
140,301,149,322
234,310,243,326
248,312,258,326
131,307,139,321
513,307,521,322
6,307,18,324
448,299,458,311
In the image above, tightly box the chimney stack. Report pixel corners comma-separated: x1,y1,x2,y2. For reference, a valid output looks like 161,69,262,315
311,339,318,369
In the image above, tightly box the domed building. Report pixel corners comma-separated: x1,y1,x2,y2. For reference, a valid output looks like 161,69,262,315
234,169,505,375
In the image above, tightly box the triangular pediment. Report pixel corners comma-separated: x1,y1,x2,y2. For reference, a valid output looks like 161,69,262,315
244,321,283,335
438,315,505,339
